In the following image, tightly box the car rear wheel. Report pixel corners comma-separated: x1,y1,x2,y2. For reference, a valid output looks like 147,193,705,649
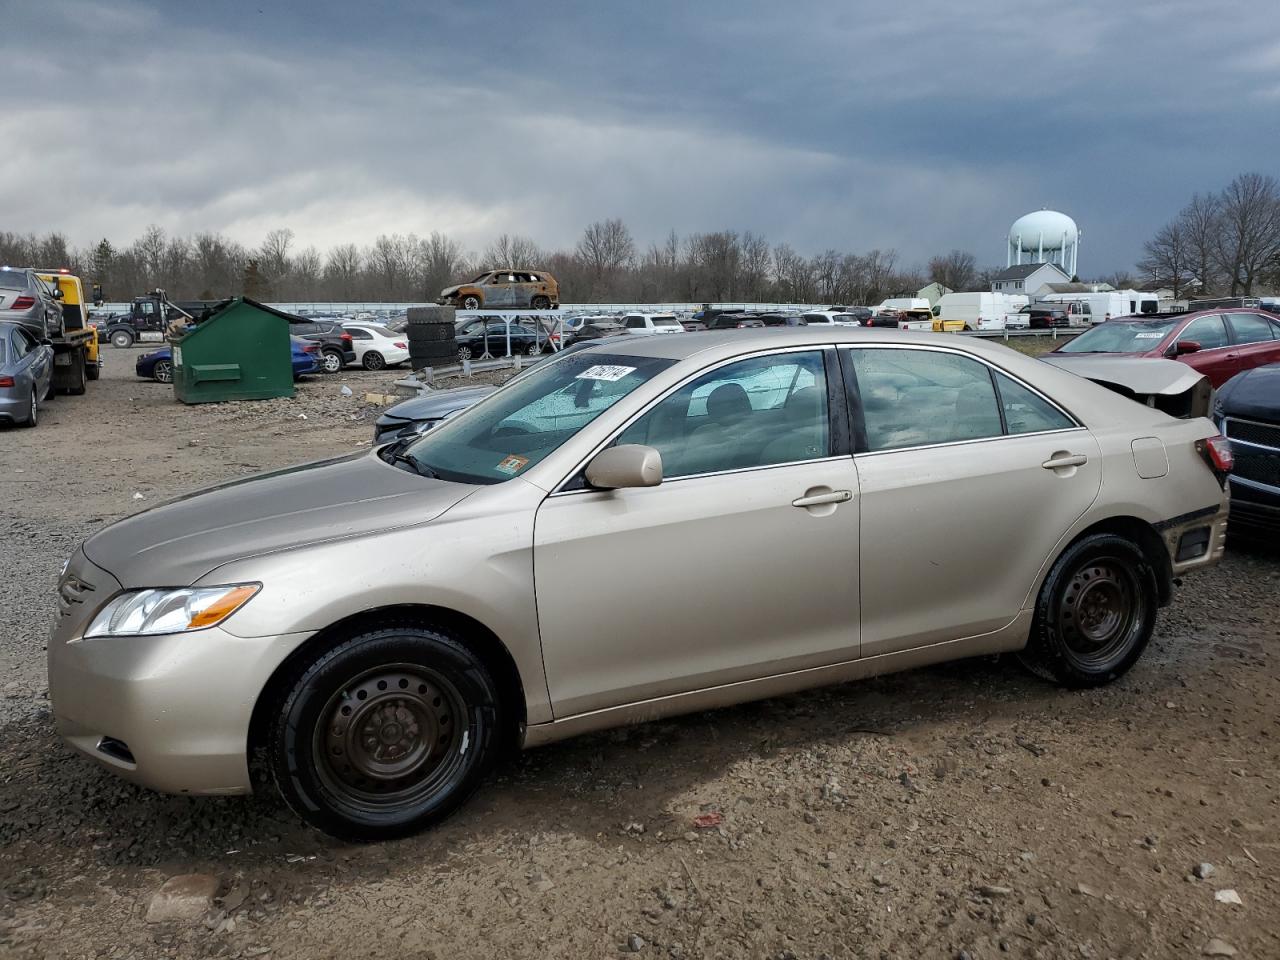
457,345,473,362
269,624,501,842
321,349,343,374
110,330,135,349
1019,533,1157,688
363,351,386,371
525,343,542,356
20,387,38,428
153,359,173,383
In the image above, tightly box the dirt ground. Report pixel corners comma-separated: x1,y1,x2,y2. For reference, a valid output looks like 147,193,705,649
1,343,1277,960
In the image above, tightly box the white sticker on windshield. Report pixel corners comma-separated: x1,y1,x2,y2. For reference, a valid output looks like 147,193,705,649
1133,332,1164,339
576,364,636,382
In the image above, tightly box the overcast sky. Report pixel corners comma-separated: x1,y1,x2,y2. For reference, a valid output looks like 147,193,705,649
3,0,1277,276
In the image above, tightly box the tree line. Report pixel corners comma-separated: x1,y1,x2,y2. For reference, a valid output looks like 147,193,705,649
0,221,1023,306
1139,172,1280,299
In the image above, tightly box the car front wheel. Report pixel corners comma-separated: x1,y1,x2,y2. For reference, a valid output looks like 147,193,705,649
1019,533,1158,688
153,359,173,383
111,330,134,348
269,625,501,841
460,295,481,310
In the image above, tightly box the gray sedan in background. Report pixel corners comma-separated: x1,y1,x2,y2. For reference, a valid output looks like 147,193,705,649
0,321,54,427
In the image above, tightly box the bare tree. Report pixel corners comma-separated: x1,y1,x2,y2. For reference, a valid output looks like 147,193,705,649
484,234,542,268
1138,220,1192,298
927,249,977,292
324,244,362,300
1214,172,1280,295
1179,192,1221,295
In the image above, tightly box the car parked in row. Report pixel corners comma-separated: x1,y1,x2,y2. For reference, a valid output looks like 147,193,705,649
1049,308,1280,388
1215,362,1280,538
50,328,1229,841
621,313,684,335
343,322,410,371
563,318,629,346
287,318,356,373
802,311,863,327
0,321,54,427
455,317,550,360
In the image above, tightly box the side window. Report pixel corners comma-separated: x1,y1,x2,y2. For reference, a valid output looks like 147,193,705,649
12,328,34,358
1179,315,1229,349
528,274,540,282
347,328,371,340
994,372,1074,434
1227,313,1277,345
140,301,156,316
625,316,645,329
849,348,1002,451
616,352,829,478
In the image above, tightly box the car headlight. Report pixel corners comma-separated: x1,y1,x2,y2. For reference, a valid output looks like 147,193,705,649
83,584,260,639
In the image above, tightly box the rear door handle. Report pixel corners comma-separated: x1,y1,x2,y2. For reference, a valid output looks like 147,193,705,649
792,490,852,507
1042,454,1088,470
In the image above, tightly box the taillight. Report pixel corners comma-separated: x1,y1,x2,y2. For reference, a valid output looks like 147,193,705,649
303,344,317,353
1197,435,1233,482
0,376,14,387
9,295,35,310
341,333,353,342
394,341,406,349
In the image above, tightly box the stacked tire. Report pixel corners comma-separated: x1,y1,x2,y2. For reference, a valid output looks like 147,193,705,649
406,306,458,370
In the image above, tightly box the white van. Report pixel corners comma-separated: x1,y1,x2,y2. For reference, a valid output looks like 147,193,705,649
1042,291,1160,324
935,292,1029,331
621,313,684,335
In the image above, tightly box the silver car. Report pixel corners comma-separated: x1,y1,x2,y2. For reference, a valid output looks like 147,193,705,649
0,321,53,427
49,329,1230,840
0,266,63,338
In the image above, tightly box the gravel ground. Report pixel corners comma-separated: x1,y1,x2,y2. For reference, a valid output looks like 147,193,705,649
1,346,1277,960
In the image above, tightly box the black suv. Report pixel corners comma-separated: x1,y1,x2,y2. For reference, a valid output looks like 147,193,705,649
1215,363,1280,538
288,318,356,373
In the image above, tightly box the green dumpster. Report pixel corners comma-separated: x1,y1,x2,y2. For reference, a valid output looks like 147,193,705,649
170,297,295,404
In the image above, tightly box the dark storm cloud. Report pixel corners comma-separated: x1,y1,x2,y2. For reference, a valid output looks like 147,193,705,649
2,0,1277,273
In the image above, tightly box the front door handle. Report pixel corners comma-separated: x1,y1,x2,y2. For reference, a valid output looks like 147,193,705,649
792,489,852,508
1042,453,1088,470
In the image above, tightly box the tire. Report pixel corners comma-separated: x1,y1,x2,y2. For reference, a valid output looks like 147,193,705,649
66,354,87,396
19,387,38,428
460,294,481,310
86,360,100,381
457,345,473,361
362,351,386,371
110,330,135,349
268,624,501,842
407,324,456,343
409,340,459,361
321,349,344,374
1018,533,1158,688
153,359,173,383
531,296,550,310
525,342,541,356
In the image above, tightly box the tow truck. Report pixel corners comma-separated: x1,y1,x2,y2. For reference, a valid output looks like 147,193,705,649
34,269,100,393
98,294,223,348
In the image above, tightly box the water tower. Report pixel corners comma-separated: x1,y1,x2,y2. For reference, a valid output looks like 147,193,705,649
1007,209,1080,277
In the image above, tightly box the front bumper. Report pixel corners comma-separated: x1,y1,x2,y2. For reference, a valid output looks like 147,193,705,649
1227,477,1280,537
48,550,312,795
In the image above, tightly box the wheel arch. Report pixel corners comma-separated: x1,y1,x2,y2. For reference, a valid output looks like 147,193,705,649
1053,515,1174,606
247,603,528,776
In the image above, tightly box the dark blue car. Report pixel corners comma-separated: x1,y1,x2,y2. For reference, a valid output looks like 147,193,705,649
136,336,321,383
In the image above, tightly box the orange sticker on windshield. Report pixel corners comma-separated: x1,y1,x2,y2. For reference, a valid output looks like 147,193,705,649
496,454,531,475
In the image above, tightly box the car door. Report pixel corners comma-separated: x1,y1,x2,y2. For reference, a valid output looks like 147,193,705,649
485,273,515,307
11,326,51,396
844,345,1101,658
1224,312,1280,374
534,348,861,718
1171,313,1234,385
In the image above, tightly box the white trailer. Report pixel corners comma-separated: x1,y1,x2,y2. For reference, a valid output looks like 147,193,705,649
1041,290,1159,324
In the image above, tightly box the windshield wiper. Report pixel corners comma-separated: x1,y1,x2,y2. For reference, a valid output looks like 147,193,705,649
383,444,438,479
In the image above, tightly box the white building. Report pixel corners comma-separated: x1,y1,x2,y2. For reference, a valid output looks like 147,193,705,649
990,262,1071,298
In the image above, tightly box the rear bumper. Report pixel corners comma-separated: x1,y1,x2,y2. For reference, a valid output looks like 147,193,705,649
1156,503,1230,576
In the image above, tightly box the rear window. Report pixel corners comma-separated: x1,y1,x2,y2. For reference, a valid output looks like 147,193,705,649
652,316,680,327
0,269,29,291
1058,320,1180,354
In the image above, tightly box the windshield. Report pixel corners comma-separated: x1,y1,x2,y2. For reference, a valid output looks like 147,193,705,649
1058,320,1180,354
399,351,674,484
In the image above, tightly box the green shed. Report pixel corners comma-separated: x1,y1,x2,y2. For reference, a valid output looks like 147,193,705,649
170,297,295,404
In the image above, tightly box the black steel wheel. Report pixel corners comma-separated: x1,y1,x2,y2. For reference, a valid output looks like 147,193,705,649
363,351,386,371
153,359,173,383
1019,533,1158,687
270,625,501,841
321,349,343,374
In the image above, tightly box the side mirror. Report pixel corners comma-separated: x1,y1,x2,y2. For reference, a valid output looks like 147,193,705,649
585,444,663,490
1175,340,1201,355
40,338,53,346
52,287,64,300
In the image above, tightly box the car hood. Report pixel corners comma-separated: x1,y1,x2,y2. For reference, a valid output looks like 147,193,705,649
82,452,475,587
377,385,497,424
1217,362,1280,422
1040,354,1205,396
440,285,461,297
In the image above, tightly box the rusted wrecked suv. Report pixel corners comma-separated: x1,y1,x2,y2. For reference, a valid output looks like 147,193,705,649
438,270,559,310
